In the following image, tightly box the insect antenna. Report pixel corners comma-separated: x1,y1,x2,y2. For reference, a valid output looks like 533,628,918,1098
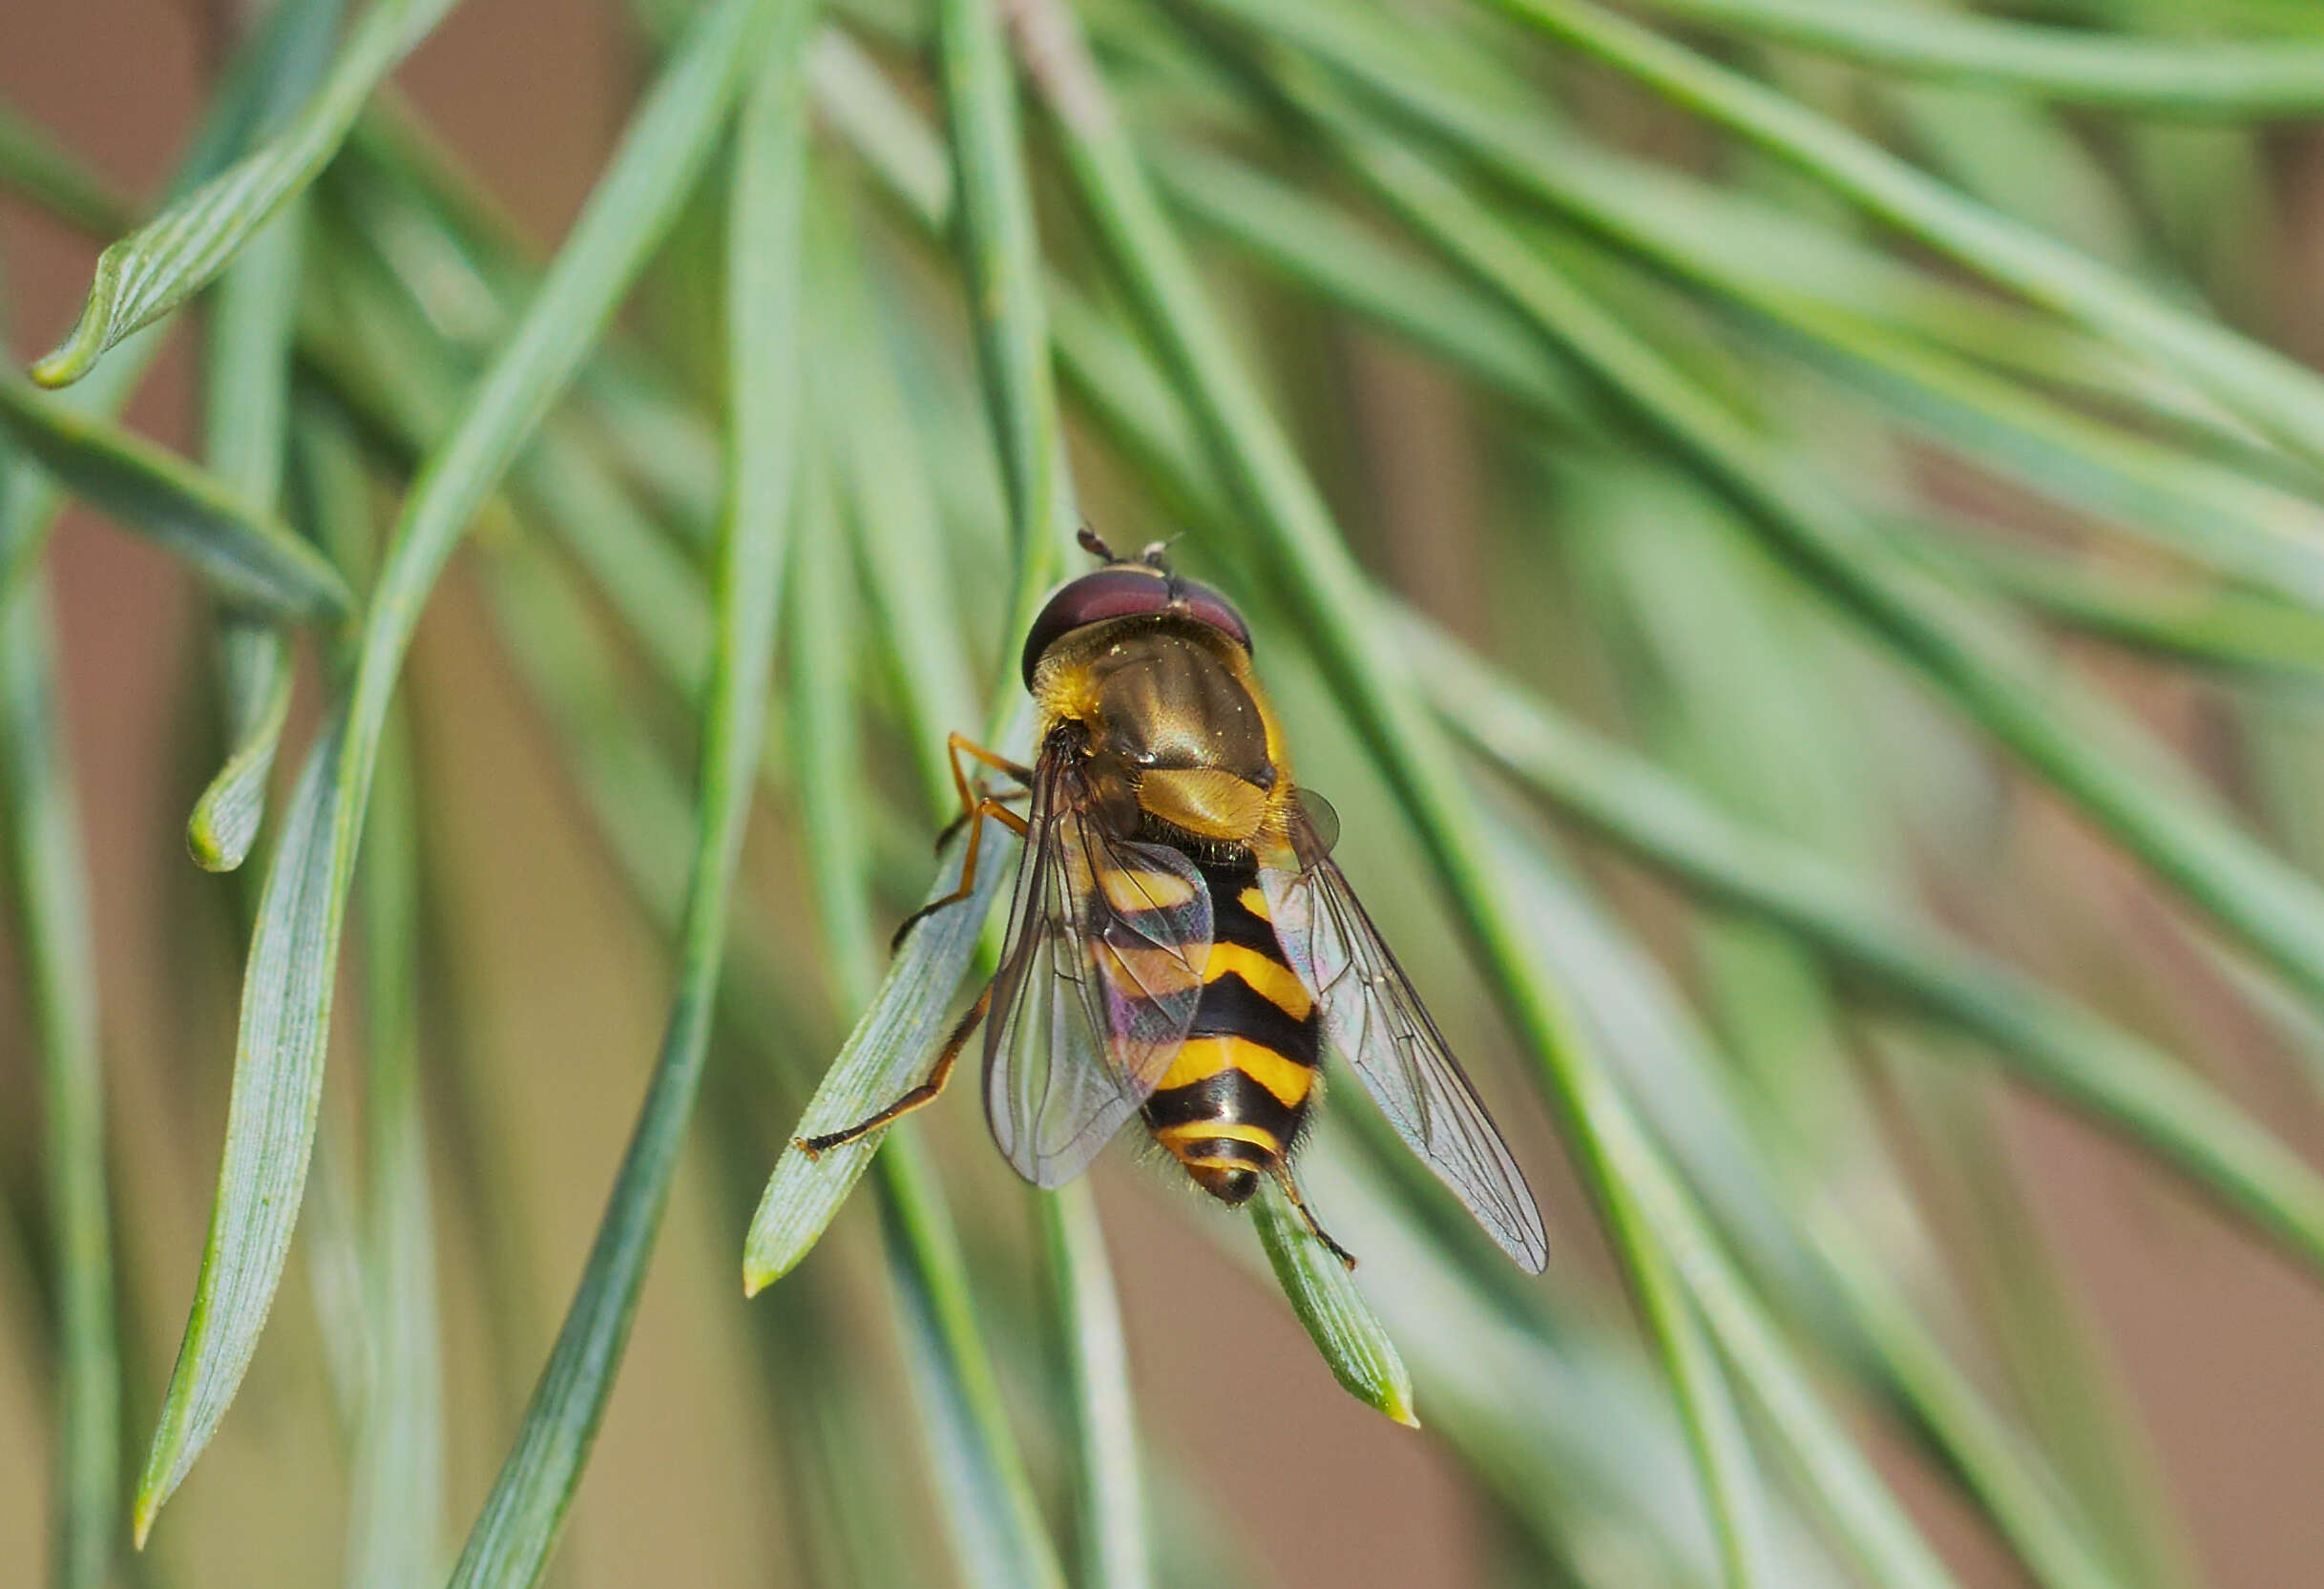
1077,525,1120,562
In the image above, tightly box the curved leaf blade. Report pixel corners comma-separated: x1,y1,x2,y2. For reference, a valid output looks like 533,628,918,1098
131,0,783,1541
1627,0,2324,118
1485,0,2324,471
0,373,349,621
1409,618,2324,1274
939,0,1070,642
189,154,311,871
439,4,813,1581
0,570,120,1589
879,1136,1072,1589
185,628,296,870
133,704,350,1543
1041,1184,1151,1589
1249,1177,1417,1426
743,810,1018,1291
31,0,460,387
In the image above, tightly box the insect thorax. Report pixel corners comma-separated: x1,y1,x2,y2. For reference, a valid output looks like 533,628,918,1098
1039,620,1284,847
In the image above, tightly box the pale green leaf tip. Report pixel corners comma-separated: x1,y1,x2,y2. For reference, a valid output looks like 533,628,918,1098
30,315,104,390
131,1489,159,1551
134,1398,190,1548
741,1224,800,1296
186,806,251,872
1348,1352,1419,1429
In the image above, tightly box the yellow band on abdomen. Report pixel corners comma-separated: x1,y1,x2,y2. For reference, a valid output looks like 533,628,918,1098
1157,1035,1314,1108
1200,942,1313,1018
1153,1118,1283,1157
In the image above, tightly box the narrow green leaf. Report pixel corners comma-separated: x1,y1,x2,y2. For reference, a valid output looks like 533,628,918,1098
473,363,1062,1589
303,1100,375,1439
189,164,311,871
1248,1179,1417,1427
1803,1215,2130,1589
939,0,1071,652
1628,0,2324,117
0,0,349,595
0,372,350,621
879,1136,1072,1589
790,459,882,1005
1486,780,2136,1589
1007,26,1811,1570
1185,0,2324,615
781,431,1067,1589
473,531,699,931
1602,1152,1775,1589
1296,93,2324,1021
0,570,118,1589
1042,1186,1150,1589
811,31,953,224
186,628,296,871
743,803,1020,1290
1307,1144,1826,1587
31,0,460,387
441,8,811,1582
1895,521,2324,681
199,638,303,868
300,219,715,700
1408,619,2324,1275
301,401,448,1589
1597,1100,1963,1589
1150,146,1592,429
333,98,728,543
816,192,978,813
133,702,350,1545
1483,0,2324,471
345,696,445,1589
132,0,784,1539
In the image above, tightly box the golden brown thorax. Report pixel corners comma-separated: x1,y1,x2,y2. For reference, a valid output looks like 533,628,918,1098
1033,617,1293,847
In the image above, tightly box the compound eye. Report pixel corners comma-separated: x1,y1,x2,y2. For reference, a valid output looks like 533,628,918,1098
1179,581,1252,655
1020,568,1173,685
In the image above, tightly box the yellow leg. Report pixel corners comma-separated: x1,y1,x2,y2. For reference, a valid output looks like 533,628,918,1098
796,985,993,1154
936,731,1033,847
892,796,1031,952
1273,1165,1358,1270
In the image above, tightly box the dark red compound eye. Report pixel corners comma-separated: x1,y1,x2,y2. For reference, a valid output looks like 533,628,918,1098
1019,568,1254,686
1178,581,1252,654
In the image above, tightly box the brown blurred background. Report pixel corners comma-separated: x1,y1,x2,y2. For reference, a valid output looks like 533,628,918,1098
4,3,2324,1586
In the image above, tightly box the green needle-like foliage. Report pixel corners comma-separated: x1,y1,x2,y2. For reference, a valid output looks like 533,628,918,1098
16,0,2324,1585
1,554,117,1589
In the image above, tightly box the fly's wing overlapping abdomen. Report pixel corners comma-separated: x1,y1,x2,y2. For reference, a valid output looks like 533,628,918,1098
1263,791,1549,1272
984,742,1213,1187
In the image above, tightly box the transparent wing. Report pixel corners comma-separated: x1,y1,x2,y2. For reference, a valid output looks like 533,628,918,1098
1263,794,1549,1272
984,739,1213,1187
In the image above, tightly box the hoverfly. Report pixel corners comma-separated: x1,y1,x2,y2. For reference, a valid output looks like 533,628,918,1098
800,532,1547,1272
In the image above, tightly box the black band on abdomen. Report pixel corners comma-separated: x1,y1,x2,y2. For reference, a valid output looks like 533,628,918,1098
1144,1070,1300,1145
1187,971,1317,1063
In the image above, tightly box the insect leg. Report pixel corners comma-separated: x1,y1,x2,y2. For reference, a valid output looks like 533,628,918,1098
1271,1164,1359,1270
936,731,1035,848
795,984,994,1155
892,796,1032,952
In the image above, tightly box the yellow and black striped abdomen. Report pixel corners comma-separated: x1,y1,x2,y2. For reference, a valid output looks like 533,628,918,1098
1143,853,1318,1204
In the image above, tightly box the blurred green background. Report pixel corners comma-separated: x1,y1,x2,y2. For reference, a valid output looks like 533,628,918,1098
7,2,2324,1587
